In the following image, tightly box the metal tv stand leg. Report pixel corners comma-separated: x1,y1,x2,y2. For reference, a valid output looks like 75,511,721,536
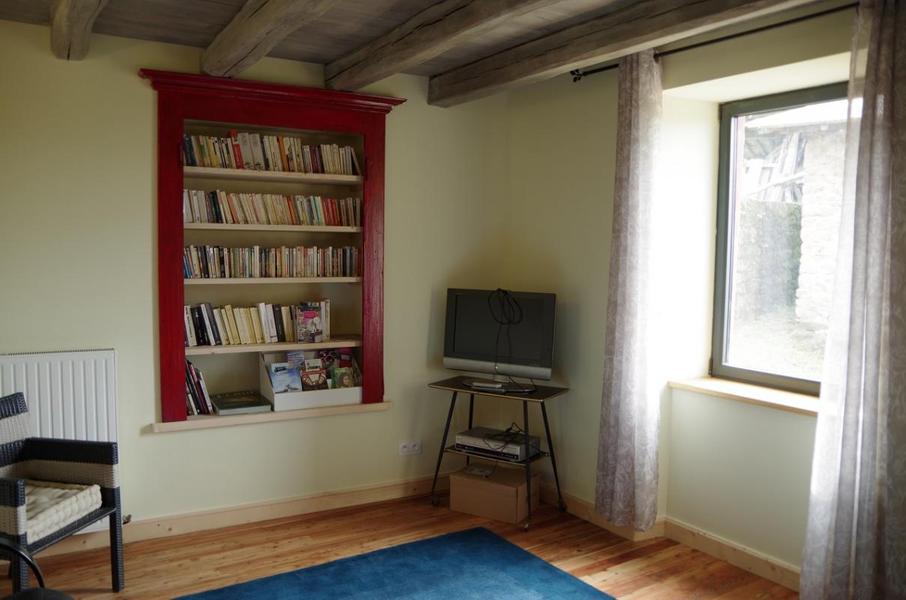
431,391,457,506
523,399,532,530
466,394,474,465
541,401,566,511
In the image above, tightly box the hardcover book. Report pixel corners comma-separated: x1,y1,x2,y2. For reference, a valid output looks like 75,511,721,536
210,391,272,415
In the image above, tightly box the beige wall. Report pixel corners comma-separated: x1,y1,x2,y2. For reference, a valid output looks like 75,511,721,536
498,8,852,568
667,390,817,566
499,69,618,502
0,20,506,520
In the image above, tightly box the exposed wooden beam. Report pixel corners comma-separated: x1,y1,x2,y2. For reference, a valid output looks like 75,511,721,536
202,0,337,78
325,0,564,91
50,0,109,60
428,0,820,107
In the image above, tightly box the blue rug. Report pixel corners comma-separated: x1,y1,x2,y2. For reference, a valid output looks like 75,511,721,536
180,527,614,599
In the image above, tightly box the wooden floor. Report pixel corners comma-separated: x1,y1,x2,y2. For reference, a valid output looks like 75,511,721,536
3,498,798,599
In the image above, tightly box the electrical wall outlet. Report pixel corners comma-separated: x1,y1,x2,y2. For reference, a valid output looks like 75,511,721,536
398,441,422,455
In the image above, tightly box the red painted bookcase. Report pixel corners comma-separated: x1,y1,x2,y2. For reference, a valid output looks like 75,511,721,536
141,70,404,423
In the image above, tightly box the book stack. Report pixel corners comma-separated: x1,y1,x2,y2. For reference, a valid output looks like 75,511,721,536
185,360,213,415
183,190,362,227
183,245,360,279
209,391,271,416
182,131,360,175
183,300,330,347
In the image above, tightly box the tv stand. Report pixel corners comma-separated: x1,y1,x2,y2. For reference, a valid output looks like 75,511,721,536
427,375,568,529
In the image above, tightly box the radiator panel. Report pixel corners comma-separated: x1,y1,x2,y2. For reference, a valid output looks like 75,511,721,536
0,350,117,442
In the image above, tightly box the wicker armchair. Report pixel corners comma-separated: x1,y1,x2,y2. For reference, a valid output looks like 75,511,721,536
0,393,123,593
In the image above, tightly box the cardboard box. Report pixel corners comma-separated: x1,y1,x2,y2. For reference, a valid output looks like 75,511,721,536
450,466,541,524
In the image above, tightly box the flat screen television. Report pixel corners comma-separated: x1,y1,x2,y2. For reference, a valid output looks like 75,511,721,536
443,288,556,380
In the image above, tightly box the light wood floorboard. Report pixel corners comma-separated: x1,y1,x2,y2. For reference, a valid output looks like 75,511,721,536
3,497,799,599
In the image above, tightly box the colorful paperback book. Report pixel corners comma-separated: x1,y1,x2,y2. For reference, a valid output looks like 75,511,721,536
268,362,302,393
315,348,361,386
295,304,324,342
301,369,328,391
330,367,356,389
286,350,313,370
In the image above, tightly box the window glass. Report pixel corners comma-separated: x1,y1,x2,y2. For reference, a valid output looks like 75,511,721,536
718,93,847,385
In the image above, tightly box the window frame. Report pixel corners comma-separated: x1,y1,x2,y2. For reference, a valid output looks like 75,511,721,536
711,82,849,395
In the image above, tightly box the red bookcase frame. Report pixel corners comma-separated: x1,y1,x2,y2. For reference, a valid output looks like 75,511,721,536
141,70,404,423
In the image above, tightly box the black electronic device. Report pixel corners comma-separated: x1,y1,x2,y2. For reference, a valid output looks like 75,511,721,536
442,288,556,381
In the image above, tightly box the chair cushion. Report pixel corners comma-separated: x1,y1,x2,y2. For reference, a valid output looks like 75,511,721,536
25,480,102,543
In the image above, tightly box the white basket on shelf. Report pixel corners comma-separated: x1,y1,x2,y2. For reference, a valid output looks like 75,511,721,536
258,352,361,412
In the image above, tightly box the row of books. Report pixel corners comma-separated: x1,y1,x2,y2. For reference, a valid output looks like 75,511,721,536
267,348,361,394
183,190,362,227
184,300,330,347
185,360,214,415
183,245,360,279
182,132,360,175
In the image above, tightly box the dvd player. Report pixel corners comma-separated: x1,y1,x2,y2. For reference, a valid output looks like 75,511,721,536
454,426,541,462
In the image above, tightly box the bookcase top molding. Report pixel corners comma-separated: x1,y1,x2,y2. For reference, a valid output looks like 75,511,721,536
139,69,406,115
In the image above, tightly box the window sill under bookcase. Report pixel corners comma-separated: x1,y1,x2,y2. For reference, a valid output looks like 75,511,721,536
149,400,392,433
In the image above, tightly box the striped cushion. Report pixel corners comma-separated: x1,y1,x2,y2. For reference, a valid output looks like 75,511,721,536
25,479,101,543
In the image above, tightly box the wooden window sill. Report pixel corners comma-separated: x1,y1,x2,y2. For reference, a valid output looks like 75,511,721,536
668,377,817,416
149,400,392,433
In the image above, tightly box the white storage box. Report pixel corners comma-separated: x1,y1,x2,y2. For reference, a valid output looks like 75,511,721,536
259,352,362,412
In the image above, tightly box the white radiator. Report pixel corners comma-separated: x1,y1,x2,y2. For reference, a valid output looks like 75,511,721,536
0,350,117,442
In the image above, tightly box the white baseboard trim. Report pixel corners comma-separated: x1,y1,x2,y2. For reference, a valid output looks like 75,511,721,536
40,473,452,558
41,476,798,593
540,484,665,541
663,517,800,592
539,485,798,591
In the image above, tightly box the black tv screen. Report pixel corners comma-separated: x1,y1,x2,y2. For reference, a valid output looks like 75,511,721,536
443,289,555,379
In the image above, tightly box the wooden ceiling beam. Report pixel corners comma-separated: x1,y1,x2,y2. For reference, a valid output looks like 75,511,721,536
325,0,563,91
202,0,338,78
428,0,820,107
50,0,110,60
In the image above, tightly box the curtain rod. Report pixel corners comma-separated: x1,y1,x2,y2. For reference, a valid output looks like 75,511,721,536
570,2,857,82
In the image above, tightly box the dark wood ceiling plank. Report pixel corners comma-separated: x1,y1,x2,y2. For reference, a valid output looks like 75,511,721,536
325,0,563,91
50,0,110,59
201,0,338,77
428,0,820,106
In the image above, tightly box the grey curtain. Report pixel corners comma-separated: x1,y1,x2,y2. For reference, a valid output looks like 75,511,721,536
801,1,906,598
595,50,662,531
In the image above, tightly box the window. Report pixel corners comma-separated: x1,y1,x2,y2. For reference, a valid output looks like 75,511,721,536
712,83,849,394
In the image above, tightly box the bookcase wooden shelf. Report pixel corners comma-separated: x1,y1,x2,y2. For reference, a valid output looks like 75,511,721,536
142,69,404,424
184,166,363,186
184,277,363,285
185,335,363,356
150,400,393,433
184,223,363,233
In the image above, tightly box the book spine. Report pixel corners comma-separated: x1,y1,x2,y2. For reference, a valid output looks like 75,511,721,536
183,305,197,347
272,304,285,342
229,129,244,170
190,306,208,345
250,306,265,344
201,303,221,345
